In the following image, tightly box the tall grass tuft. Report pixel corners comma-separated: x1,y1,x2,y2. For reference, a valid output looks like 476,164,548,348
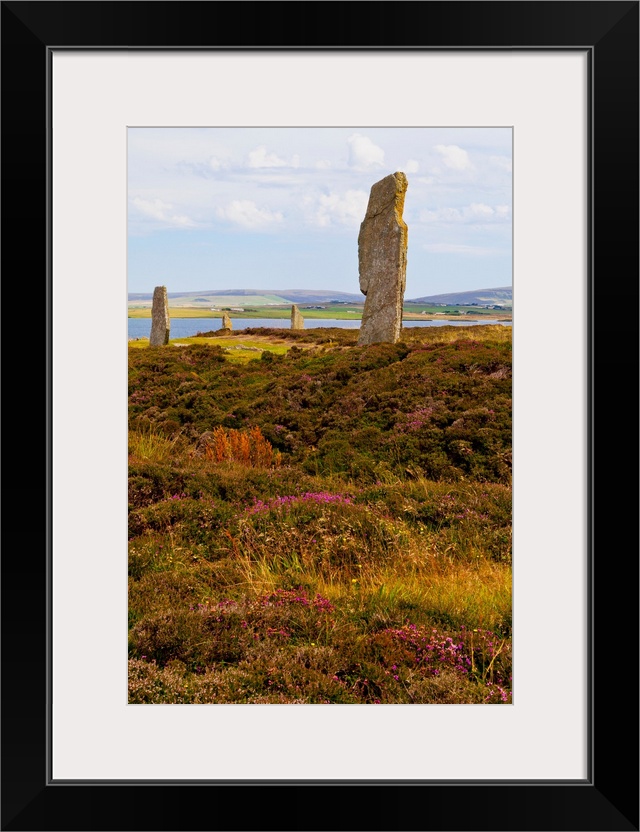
128,428,186,464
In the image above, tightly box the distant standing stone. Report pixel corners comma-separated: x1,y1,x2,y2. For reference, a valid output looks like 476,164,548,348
357,172,408,345
149,286,170,346
291,304,304,330
221,313,233,331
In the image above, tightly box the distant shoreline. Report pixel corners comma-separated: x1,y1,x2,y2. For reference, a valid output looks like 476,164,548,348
128,306,512,323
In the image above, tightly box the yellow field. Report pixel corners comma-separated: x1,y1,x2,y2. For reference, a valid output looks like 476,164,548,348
128,334,293,363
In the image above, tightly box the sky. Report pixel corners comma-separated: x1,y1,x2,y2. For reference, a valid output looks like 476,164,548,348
128,127,512,299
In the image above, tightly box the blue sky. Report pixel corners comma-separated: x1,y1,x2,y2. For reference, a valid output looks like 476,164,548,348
128,127,512,298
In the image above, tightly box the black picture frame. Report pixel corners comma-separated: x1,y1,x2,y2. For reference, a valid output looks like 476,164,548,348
2,2,638,830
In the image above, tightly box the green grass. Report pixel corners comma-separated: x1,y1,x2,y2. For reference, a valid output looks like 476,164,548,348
128,334,291,362
237,305,364,319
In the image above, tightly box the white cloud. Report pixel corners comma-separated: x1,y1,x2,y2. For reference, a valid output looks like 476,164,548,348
209,156,225,171
423,243,497,256
315,159,332,170
421,207,463,222
405,159,420,174
490,155,512,172
247,173,302,187
247,145,288,168
434,144,472,170
216,200,283,229
347,133,385,170
246,145,302,169
308,190,368,228
468,203,495,218
420,203,510,224
131,197,196,228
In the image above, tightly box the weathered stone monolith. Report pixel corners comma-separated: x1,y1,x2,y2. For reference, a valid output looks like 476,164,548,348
357,172,408,345
221,313,233,331
291,304,304,330
149,285,170,346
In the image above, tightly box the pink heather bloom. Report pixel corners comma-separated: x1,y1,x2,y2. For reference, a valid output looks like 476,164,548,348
246,492,353,515
258,587,335,612
394,407,435,433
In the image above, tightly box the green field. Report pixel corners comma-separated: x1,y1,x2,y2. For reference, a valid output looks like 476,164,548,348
129,333,292,363
128,304,364,320
128,303,511,321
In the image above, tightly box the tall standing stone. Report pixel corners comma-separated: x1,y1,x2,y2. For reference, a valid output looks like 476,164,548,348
149,285,170,346
357,172,408,345
290,304,304,330
221,313,232,331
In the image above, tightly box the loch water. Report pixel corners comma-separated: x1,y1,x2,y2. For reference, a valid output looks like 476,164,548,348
128,317,512,340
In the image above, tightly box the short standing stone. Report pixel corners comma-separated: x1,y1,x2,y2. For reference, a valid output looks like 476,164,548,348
221,313,233,331
149,286,170,346
357,172,408,345
291,304,304,330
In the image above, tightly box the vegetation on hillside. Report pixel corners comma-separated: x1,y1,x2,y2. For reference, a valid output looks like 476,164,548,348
128,325,512,704
128,303,512,321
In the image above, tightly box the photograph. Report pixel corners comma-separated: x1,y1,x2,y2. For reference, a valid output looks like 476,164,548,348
2,0,637,829
127,126,514,705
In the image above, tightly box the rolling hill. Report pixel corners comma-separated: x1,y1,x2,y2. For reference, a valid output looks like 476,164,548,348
406,287,512,307
127,289,364,306
128,287,512,308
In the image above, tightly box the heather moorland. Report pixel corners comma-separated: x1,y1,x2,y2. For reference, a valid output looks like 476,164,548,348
128,324,512,704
